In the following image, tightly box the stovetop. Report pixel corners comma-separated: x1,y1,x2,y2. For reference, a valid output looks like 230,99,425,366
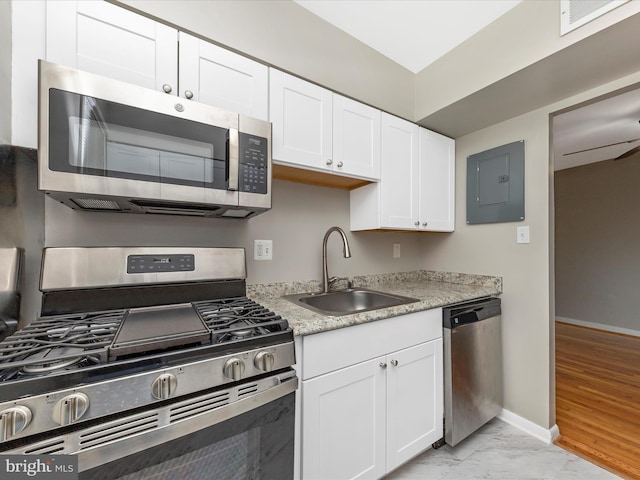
0,296,291,399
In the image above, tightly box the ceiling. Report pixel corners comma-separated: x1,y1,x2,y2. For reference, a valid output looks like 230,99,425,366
553,88,640,170
295,0,640,171
294,0,522,73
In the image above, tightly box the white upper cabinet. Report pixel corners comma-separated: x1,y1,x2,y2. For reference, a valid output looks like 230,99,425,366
333,94,381,180
270,69,381,181
419,129,455,232
46,0,178,92
380,114,420,229
178,32,268,121
45,2,268,119
350,113,455,232
270,69,333,171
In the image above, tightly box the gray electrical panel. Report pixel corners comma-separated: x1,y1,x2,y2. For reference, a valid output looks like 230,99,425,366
466,140,524,224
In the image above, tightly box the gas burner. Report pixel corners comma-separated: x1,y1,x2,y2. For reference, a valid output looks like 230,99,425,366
230,328,254,339
21,347,85,375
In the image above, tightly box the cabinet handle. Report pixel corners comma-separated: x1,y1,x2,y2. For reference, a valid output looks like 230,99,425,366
326,159,333,166
337,161,343,168
422,222,428,227
162,84,172,94
390,359,399,367
379,362,387,369
184,90,194,100
414,221,420,227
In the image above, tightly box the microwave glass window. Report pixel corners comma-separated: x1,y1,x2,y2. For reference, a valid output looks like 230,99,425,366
49,89,229,189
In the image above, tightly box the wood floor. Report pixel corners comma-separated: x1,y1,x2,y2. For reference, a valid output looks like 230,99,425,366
555,321,640,479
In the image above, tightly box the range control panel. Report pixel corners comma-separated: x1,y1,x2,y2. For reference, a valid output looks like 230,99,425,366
127,254,195,273
238,133,268,194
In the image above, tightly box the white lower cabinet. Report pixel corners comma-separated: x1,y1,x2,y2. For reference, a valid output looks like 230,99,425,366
298,310,443,480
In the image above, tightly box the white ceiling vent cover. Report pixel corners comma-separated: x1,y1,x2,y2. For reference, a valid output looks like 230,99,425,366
561,0,630,35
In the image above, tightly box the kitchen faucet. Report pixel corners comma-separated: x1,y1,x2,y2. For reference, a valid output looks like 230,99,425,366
322,226,352,293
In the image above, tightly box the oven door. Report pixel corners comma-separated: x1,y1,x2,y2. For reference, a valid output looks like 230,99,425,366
8,371,297,480
39,61,240,210
80,373,297,480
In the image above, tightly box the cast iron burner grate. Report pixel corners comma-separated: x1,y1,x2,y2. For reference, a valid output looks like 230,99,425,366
194,297,289,343
0,311,123,381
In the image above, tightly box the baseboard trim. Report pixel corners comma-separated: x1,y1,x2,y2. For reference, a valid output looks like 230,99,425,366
498,409,559,444
556,316,640,338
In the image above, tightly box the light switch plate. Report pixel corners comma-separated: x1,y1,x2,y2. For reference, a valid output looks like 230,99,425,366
254,240,273,260
517,226,530,244
393,243,401,258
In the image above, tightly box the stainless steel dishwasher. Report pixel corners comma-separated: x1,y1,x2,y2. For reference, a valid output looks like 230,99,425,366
443,297,502,446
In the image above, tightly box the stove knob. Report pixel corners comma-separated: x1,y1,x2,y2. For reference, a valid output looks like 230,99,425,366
52,392,90,426
223,357,245,381
254,351,275,372
151,373,178,400
0,406,32,441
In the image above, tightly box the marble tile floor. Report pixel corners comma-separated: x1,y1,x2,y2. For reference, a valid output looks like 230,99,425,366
384,418,620,480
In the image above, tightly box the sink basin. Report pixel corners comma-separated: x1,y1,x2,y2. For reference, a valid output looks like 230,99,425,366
283,288,419,317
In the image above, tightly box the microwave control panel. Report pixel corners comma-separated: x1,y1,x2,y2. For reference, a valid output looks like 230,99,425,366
239,133,268,194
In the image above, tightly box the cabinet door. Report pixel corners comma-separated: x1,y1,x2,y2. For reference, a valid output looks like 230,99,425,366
419,129,455,231
386,340,444,471
46,1,177,92
333,95,381,180
270,69,332,171
179,32,268,120
302,358,386,480
380,114,420,229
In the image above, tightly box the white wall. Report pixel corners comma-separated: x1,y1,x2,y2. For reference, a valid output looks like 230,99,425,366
44,180,423,286
415,0,640,124
0,1,11,144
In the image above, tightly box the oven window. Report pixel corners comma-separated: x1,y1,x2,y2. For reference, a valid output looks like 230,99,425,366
48,89,229,190
80,392,295,480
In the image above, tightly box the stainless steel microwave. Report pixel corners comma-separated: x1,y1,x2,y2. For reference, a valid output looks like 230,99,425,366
38,60,271,219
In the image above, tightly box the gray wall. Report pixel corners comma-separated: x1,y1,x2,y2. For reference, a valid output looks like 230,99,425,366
419,109,552,428
44,180,423,286
418,68,640,429
555,159,640,334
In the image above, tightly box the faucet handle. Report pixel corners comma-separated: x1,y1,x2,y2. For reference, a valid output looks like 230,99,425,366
328,276,352,291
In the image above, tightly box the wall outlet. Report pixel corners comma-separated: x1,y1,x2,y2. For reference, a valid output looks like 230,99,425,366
254,240,273,260
517,226,530,244
393,243,401,258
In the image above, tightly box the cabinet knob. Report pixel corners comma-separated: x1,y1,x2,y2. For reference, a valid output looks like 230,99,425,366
337,161,343,168
326,159,333,166
422,222,428,227
379,362,387,369
390,359,398,367
414,221,420,227
184,90,194,100
162,84,172,94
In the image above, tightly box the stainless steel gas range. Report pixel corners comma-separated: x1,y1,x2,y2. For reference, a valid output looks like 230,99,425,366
0,247,297,479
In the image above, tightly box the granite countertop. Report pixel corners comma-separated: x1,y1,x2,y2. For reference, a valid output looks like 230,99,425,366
247,270,502,336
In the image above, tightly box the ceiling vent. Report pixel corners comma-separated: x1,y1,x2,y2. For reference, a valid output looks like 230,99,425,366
560,0,630,35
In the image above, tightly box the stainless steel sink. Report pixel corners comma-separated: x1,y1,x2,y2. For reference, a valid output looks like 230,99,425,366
283,288,419,317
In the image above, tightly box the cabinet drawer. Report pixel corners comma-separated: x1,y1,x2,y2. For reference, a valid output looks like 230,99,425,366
301,309,442,380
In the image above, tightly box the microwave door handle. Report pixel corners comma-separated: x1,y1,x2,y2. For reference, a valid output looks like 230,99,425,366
228,128,239,191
